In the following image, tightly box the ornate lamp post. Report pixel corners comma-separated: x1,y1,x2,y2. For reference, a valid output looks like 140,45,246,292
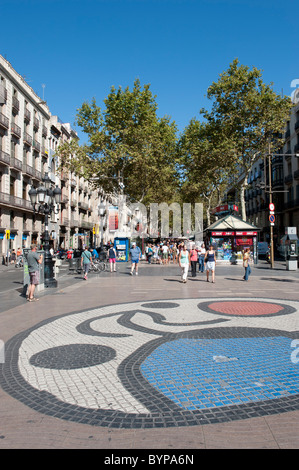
29,173,62,287
98,200,106,250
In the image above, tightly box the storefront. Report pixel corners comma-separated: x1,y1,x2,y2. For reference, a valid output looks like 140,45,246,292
204,215,259,263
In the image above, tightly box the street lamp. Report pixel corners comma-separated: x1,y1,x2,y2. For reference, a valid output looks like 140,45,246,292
98,200,106,250
29,173,62,288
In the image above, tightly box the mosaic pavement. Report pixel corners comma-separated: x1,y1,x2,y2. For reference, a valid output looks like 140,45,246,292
1,297,299,428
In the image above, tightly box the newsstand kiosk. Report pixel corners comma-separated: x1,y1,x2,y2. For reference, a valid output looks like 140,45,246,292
204,214,260,264
114,237,130,262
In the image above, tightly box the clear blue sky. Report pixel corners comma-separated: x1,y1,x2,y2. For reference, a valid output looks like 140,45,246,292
1,0,298,142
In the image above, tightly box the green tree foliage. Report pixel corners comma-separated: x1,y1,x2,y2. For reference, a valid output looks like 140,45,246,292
57,79,179,207
178,119,232,225
200,59,293,219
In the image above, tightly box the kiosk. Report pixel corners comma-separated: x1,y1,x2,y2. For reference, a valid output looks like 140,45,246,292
285,227,298,271
204,214,260,264
114,237,130,262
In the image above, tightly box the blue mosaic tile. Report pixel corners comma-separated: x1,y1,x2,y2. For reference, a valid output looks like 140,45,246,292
140,336,299,411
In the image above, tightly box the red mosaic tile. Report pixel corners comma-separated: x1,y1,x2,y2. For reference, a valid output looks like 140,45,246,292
207,301,284,316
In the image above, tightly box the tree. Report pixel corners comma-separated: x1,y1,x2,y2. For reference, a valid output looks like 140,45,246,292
57,80,179,207
178,118,232,226
201,59,293,220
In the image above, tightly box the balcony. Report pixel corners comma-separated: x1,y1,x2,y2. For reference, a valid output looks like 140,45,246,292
33,117,39,130
0,112,9,130
70,198,77,207
70,218,79,228
80,220,93,229
41,145,48,157
294,169,299,180
12,96,19,113
10,157,22,171
22,163,34,177
61,172,68,182
78,201,89,211
0,86,7,103
11,122,21,138
61,217,69,226
61,193,69,204
32,140,40,152
0,149,10,166
272,178,284,188
32,168,42,181
0,192,33,211
284,174,293,185
23,132,32,146
24,108,31,122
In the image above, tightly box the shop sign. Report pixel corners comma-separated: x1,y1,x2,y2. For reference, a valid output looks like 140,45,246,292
212,204,238,214
211,231,234,236
235,231,257,236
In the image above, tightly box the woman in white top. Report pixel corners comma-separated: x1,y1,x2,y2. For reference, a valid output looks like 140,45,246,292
179,245,190,283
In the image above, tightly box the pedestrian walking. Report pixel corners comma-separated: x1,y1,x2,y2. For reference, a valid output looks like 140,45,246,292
243,247,252,281
27,244,43,301
162,243,169,265
129,242,141,275
198,243,206,273
179,244,190,283
190,244,198,277
205,245,216,283
81,246,93,280
147,244,154,264
108,245,117,272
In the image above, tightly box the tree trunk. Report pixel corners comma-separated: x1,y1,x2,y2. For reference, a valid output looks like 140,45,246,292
240,178,248,221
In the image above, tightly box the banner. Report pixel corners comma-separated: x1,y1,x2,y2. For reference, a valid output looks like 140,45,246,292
108,206,119,232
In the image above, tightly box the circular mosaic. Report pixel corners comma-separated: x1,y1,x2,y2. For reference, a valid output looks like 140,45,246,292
199,300,296,317
0,298,299,428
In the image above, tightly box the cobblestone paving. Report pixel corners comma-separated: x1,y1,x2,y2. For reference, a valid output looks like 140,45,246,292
1,297,299,429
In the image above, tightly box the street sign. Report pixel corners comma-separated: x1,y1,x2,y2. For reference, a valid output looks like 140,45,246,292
269,214,275,224
5,230,10,240
269,203,275,211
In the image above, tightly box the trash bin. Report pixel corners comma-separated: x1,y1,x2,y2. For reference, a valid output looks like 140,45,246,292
68,257,81,273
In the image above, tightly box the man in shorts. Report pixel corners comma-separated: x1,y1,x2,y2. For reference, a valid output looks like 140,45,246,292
129,242,141,275
108,245,117,272
27,244,43,302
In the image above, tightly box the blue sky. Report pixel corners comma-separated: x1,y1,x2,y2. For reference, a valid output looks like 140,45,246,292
1,0,298,143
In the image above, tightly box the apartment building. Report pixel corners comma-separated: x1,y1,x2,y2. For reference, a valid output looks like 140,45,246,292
224,98,299,248
0,55,109,259
0,55,51,257
282,100,299,229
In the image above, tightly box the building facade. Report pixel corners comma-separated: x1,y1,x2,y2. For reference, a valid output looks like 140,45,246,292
0,55,120,260
222,99,299,251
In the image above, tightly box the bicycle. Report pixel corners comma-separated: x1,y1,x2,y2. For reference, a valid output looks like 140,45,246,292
90,259,108,272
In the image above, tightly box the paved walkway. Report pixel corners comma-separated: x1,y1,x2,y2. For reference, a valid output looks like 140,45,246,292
0,260,299,449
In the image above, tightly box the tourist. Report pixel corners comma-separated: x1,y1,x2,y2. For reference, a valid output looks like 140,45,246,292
243,247,252,281
27,244,43,301
129,242,142,275
205,245,216,283
190,244,198,277
81,246,93,280
179,244,190,283
108,245,117,272
198,243,206,273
